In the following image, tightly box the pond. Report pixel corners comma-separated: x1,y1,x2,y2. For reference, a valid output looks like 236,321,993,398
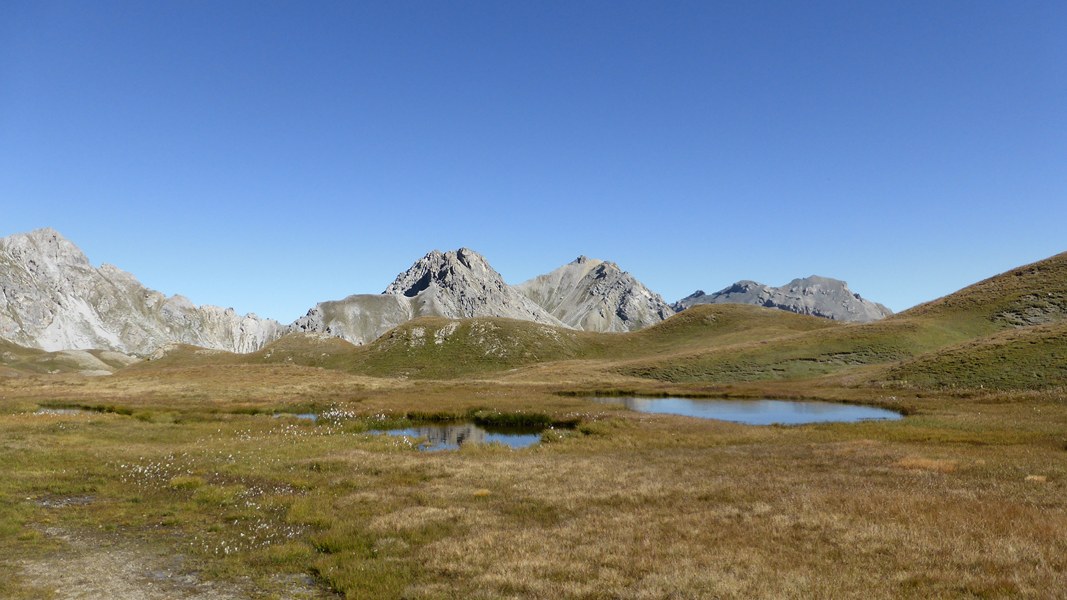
372,422,543,451
34,408,92,416
591,397,901,425
272,412,319,422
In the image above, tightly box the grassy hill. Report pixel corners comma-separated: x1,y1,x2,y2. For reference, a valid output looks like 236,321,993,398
614,252,1067,385
234,305,840,380
0,339,138,376
880,319,1067,390
904,251,1067,326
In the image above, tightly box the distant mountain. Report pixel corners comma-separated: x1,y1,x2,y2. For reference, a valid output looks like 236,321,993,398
516,256,674,332
0,228,282,355
291,248,563,345
675,276,892,323
1,227,898,356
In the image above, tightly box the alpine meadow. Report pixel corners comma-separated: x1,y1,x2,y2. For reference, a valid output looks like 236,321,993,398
0,229,1064,598
2,2,1065,599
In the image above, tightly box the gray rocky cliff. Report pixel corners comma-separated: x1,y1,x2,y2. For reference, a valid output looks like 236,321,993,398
516,256,675,332
0,228,283,354
674,276,892,322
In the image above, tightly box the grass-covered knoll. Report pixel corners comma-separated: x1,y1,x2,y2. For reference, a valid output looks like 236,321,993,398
614,315,982,383
903,250,1067,326
622,303,839,350
0,339,137,376
881,320,1067,390
342,317,605,378
120,343,239,371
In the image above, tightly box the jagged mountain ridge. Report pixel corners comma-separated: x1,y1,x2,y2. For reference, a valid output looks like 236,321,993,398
515,256,675,332
0,228,283,355
291,248,563,345
1,228,896,355
674,276,892,323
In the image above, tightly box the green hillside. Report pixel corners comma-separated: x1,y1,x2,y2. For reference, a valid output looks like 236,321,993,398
617,252,1067,385
903,251,1067,326
881,319,1067,390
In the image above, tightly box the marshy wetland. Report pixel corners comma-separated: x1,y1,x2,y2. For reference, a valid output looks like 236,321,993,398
0,366,1064,599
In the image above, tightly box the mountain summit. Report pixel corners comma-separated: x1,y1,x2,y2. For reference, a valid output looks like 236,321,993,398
675,276,892,322
383,248,560,324
516,256,674,332
291,248,562,345
0,228,282,354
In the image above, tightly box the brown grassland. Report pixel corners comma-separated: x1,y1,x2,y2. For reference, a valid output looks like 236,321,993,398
0,252,1065,599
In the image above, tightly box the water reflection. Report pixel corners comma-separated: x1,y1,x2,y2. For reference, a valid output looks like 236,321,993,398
593,397,901,425
34,408,90,416
272,412,319,422
374,422,542,451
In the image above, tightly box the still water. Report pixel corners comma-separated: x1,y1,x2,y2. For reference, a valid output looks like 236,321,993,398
592,397,901,425
374,422,542,451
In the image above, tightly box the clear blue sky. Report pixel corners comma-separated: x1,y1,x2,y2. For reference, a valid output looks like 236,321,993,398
2,1,1064,321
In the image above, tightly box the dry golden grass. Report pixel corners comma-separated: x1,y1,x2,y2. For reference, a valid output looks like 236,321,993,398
893,456,959,473
0,363,1064,598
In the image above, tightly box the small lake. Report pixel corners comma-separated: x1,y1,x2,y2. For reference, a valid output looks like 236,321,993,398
592,397,901,425
373,422,542,451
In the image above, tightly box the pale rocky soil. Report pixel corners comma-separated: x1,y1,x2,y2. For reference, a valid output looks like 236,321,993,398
20,527,325,600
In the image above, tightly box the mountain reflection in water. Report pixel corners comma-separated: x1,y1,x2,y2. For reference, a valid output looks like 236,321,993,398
593,397,901,425
375,422,542,451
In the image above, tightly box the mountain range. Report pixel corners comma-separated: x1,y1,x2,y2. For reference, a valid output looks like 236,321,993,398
674,277,892,322
0,228,891,355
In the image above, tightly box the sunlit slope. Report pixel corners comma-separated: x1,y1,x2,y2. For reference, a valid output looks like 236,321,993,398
617,252,1067,384
903,251,1067,326
247,333,362,369
0,338,137,376
614,317,961,382
217,305,836,380
340,305,838,379
117,344,241,372
337,317,604,378
621,303,838,352
880,320,1067,390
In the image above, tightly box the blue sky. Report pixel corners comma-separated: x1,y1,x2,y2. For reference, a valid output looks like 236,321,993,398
2,1,1064,321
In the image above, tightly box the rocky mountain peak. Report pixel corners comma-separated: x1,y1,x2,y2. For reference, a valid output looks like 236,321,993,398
675,275,891,322
0,228,282,354
517,256,674,332
384,248,505,298
0,227,91,269
380,248,561,324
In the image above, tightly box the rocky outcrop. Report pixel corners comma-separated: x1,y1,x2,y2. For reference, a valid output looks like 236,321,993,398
0,228,283,354
291,248,563,345
675,276,892,323
516,256,674,332
290,294,415,346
